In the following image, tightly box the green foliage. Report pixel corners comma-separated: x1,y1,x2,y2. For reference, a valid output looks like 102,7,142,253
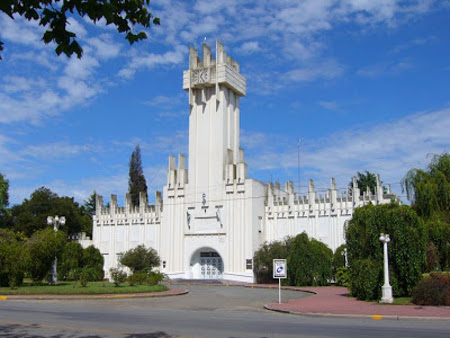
287,233,333,286
11,187,92,237
346,203,426,300
0,173,11,227
119,244,160,273
402,153,450,271
0,229,26,287
253,239,289,284
59,241,84,280
83,191,97,216
82,245,104,280
412,273,450,306
146,271,165,286
128,145,148,207
24,227,66,284
349,259,382,300
349,171,378,196
332,244,347,276
0,0,160,60
253,233,332,286
110,268,127,287
335,267,349,287
128,271,165,286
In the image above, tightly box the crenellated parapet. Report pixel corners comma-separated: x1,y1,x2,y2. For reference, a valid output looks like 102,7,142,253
94,191,162,227
166,154,188,198
265,174,398,220
183,41,246,106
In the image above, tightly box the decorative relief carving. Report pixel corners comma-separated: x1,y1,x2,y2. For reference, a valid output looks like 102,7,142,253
192,67,211,85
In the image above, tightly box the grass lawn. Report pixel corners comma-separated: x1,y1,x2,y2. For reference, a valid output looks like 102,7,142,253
0,282,168,295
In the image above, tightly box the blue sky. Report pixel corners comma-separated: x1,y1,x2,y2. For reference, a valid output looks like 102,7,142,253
1,0,449,206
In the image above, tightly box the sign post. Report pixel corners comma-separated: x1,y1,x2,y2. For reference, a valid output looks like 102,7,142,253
273,259,287,304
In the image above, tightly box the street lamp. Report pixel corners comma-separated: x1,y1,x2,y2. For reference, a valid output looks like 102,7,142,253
379,233,393,303
341,248,348,267
47,215,66,285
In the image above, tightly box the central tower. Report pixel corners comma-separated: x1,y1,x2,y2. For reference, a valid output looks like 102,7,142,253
183,41,246,203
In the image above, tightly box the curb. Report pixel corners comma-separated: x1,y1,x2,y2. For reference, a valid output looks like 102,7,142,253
0,289,188,301
263,304,450,322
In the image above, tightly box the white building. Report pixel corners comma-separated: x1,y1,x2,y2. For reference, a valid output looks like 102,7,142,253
80,42,397,283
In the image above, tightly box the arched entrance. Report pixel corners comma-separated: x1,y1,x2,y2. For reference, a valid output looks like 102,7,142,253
190,248,224,280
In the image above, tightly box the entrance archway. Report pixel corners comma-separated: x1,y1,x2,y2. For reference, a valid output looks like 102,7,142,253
190,248,224,280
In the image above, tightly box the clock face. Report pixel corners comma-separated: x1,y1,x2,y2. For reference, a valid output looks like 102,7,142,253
193,68,209,84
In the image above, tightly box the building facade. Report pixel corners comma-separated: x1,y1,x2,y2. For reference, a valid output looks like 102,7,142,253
80,42,397,283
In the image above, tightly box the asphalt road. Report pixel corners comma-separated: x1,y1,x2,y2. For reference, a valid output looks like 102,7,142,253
1,285,449,337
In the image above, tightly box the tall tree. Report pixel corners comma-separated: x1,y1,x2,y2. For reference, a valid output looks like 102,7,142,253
128,145,147,207
0,0,160,60
11,187,92,237
83,191,97,216
0,173,11,227
402,153,450,270
349,171,378,196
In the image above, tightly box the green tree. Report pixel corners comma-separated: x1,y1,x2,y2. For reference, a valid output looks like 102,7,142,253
349,171,378,196
402,153,450,270
83,190,97,216
59,241,84,280
119,244,160,273
128,145,147,207
346,203,426,300
253,239,290,284
0,0,160,60
0,229,26,287
287,233,333,286
0,173,11,227
82,245,104,280
11,187,92,237
25,227,66,284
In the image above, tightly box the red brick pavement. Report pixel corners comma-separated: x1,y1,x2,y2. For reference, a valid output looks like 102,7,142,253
264,286,450,320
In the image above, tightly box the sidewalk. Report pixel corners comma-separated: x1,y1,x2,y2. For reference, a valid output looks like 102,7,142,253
264,286,450,320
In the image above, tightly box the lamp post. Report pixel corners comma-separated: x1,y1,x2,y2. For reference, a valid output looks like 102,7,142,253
47,215,65,285
341,248,348,267
379,233,393,303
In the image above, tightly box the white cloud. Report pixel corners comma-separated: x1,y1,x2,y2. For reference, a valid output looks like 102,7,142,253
318,101,339,111
237,41,261,55
286,60,345,82
118,45,186,79
357,59,414,77
245,107,450,194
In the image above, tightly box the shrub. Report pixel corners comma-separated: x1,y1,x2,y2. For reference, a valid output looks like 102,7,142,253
346,203,426,299
349,259,382,301
59,241,83,280
287,233,333,286
253,239,289,284
82,245,104,281
412,273,450,306
119,245,160,274
109,268,127,287
146,271,165,286
336,267,349,287
128,272,148,286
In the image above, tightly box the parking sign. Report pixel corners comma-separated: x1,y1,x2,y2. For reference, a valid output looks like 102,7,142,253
273,259,287,279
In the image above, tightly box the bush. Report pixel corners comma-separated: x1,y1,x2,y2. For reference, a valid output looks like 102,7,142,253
336,267,349,287
128,272,148,286
412,273,450,306
349,259,382,301
109,268,127,287
25,227,66,284
288,233,332,286
253,239,289,284
346,203,426,300
146,271,165,286
119,245,160,274
82,245,104,281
